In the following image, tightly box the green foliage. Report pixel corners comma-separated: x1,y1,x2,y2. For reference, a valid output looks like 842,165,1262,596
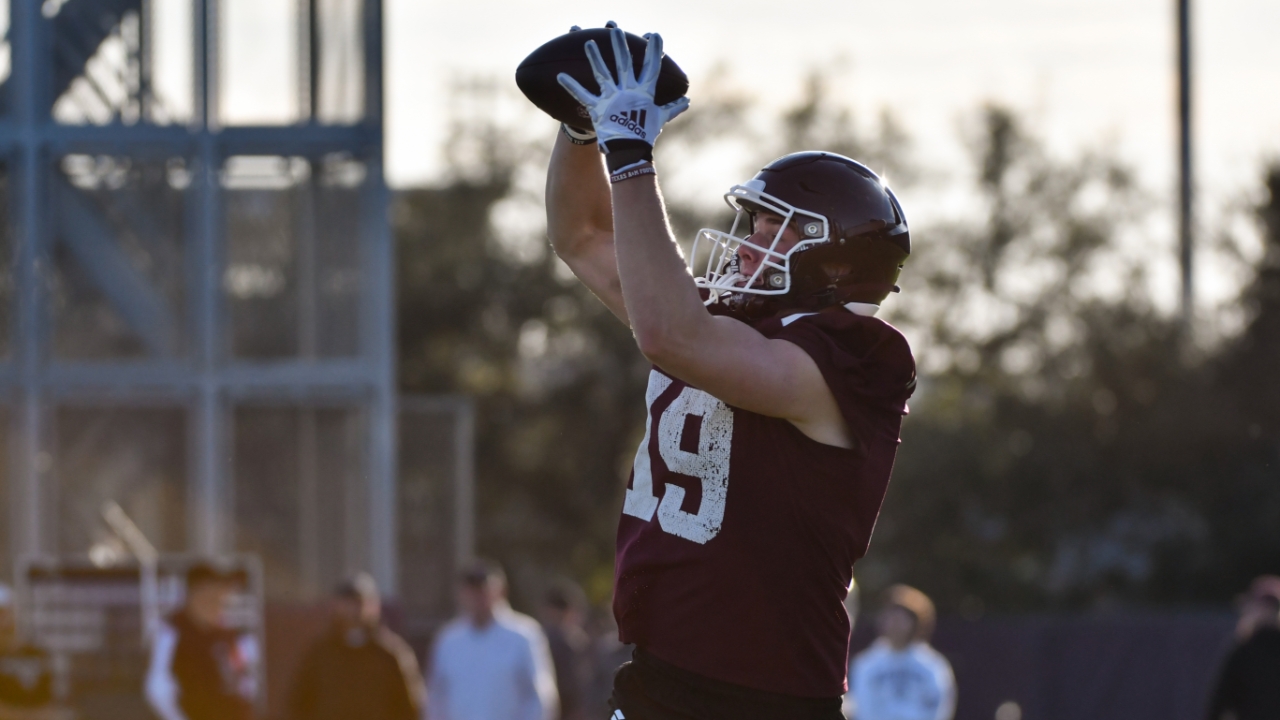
869,122,1280,611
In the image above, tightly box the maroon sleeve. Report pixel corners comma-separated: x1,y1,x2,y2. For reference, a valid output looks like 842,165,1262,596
769,312,916,450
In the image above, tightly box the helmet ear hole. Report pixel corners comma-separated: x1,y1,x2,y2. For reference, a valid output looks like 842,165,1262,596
803,221,823,237
821,261,853,280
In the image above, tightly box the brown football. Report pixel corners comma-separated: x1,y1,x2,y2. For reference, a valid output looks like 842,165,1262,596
515,27,689,131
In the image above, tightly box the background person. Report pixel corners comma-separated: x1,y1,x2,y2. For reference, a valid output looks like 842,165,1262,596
427,560,558,720
539,580,592,720
584,602,633,720
1205,575,1280,720
848,585,954,720
145,562,258,720
288,573,423,720
0,584,57,720
840,580,860,720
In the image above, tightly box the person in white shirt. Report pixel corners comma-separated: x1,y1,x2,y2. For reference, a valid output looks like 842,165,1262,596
847,585,955,720
840,579,861,720
427,560,558,720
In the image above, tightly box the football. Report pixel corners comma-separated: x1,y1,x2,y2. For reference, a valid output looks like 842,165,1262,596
516,26,690,131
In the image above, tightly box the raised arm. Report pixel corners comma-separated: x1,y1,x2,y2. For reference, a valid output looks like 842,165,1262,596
545,129,629,324
558,29,851,448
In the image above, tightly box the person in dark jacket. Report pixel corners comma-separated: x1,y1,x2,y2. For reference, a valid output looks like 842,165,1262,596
1206,575,1280,720
146,562,258,720
288,573,423,720
540,580,592,720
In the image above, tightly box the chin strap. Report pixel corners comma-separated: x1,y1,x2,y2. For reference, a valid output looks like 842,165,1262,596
720,284,885,322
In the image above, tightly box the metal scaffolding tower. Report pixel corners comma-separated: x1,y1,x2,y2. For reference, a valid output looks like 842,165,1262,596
0,0,401,599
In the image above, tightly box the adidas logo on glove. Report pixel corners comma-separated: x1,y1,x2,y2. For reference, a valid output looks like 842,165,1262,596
609,109,649,139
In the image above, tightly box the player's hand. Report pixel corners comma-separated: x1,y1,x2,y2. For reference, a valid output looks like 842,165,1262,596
557,28,690,168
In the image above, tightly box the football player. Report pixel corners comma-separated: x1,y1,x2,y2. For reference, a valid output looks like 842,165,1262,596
547,28,916,720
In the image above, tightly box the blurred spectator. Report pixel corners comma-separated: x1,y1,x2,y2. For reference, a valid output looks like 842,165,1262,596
288,573,423,720
0,584,56,720
847,585,955,720
539,580,591,720
840,579,861,719
1205,575,1280,720
427,560,558,720
146,562,258,720
583,604,631,719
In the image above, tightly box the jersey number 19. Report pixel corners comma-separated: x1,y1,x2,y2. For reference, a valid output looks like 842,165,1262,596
623,370,734,544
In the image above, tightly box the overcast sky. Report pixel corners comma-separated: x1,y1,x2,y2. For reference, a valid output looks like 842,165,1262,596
383,0,1279,208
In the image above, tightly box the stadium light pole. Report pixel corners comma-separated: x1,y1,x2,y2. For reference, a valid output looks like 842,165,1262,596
1178,0,1194,329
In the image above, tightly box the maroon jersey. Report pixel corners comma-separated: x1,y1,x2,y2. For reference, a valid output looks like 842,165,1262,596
613,307,915,698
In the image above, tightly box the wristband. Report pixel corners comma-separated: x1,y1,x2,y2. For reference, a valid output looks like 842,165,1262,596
561,124,596,146
603,139,654,172
610,163,656,184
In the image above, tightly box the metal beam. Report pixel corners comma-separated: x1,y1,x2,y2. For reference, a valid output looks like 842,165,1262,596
191,0,223,556
1178,0,1194,327
219,125,376,155
363,149,397,593
10,360,380,392
45,124,195,154
362,0,383,129
55,176,177,357
362,0,395,594
13,0,52,563
398,395,476,576
35,123,370,155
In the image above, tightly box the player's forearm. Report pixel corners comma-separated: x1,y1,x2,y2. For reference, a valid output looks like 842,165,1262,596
546,131,613,260
611,170,710,362
545,133,632,323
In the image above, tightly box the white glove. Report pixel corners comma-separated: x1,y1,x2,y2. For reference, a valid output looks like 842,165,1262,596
557,28,690,170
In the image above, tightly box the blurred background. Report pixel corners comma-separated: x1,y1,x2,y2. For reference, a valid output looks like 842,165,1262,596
0,0,1278,718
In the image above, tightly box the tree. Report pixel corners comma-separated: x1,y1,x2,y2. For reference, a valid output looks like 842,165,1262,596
867,112,1280,612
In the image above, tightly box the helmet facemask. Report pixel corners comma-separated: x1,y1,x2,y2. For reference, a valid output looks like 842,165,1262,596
692,180,829,307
